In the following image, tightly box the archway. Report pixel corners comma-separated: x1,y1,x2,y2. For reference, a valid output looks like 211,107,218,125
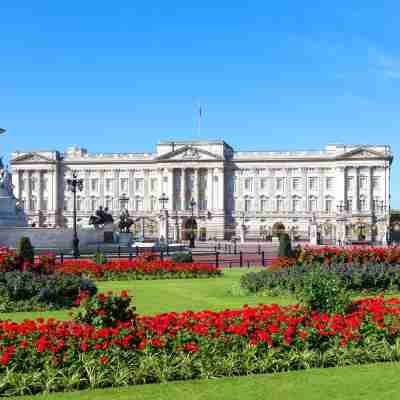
183,217,198,240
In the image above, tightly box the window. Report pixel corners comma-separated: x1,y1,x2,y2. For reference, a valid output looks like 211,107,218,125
30,177,37,191
135,178,144,192
292,196,301,212
30,196,37,210
105,197,113,210
359,175,367,189
276,197,284,212
292,177,301,191
244,178,253,192
90,197,98,211
372,176,380,189
359,196,367,211
309,196,317,211
260,197,268,212
105,178,113,192
135,197,143,211
76,197,82,211
244,197,252,212
120,178,128,192
42,176,48,191
91,179,99,191
150,197,157,211
42,198,48,211
325,198,333,213
276,177,284,191
346,198,353,211
260,178,268,190
346,176,354,191
326,177,334,190
309,177,318,191
150,178,157,192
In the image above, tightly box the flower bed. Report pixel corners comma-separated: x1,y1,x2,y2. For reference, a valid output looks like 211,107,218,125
270,245,400,270
56,258,221,280
1,296,400,395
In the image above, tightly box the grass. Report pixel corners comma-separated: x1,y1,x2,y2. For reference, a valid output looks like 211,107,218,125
0,268,294,322
13,362,400,400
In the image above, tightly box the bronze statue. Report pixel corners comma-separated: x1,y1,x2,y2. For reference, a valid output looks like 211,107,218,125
89,206,114,228
118,208,134,233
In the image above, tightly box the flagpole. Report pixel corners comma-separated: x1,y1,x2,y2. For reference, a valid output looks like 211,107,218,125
197,104,202,138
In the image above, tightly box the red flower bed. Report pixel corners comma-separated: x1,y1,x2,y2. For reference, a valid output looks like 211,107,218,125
56,258,221,280
1,295,400,394
271,245,400,270
1,296,400,368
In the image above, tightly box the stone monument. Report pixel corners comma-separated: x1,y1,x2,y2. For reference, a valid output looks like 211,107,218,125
0,129,27,227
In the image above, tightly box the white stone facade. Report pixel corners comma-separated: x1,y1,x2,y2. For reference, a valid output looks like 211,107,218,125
10,140,392,242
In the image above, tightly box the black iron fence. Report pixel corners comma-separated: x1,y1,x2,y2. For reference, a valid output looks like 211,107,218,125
28,244,274,268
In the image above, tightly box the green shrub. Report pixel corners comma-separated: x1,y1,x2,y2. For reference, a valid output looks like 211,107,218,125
296,266,351,314
73,290,136,328
278,233,292,257
92,248,108,264
16,236,34,264
171,251,193,263
0,271,97,312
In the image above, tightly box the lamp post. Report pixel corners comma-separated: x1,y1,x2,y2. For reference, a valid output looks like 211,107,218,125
158,193,169,243
66,172,84,258
189,198,196,248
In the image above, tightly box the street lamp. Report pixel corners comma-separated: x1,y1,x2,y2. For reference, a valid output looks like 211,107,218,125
159,193,169,210
66,172,84,258
188,198,196,248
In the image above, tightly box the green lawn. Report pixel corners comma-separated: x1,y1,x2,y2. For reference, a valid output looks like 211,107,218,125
0,268,293,322
13,362,400,400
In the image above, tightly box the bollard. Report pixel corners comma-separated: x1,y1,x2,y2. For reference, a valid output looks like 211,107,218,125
215,251,219,268
160,249,164,261
247,261,250,268
136,246,139,257
60,252,64,264
229,262,232,269
261,251,265,267
118,246,121,258
239,251,243,267
129,249,133,261
258,244,261,255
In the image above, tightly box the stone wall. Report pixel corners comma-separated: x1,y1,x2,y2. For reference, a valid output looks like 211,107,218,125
0,227,108,249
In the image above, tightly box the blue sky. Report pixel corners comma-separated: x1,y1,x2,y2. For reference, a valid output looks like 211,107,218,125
1,2,400,205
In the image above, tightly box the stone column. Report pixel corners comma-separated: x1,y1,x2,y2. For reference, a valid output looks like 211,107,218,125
369,167,374,212
99,170,105,208
84,169,90,211
166,168,174,211
302,167,308,212
159,210,169,241
37,170,42,212
181,168,186,210
355,166,360,213
207,168,214,210
113,169,120,210
194,168,199,210
319,169,324,212
144,169,149,211
129,169,135,211
285,168,292,212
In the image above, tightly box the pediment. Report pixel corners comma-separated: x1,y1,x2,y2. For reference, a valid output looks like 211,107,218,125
156,145,224,161
335,147,387,160
11,152,56,164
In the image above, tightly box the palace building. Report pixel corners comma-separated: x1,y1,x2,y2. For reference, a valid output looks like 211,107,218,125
10,140,392,242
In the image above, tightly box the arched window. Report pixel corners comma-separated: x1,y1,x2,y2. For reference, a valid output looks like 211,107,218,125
135,196,143,211
292,196,301,212
276,196,284,212
105,197,113,210
244,196,252,212
90,197,98,211
325,197,333,213
260,196,269,212
359,195,367,212
308,196,317,212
